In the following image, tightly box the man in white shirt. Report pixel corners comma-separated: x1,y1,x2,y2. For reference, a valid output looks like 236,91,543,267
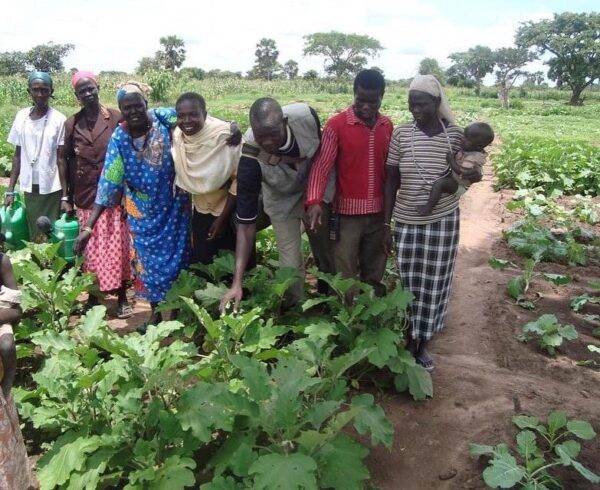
5,72,71,240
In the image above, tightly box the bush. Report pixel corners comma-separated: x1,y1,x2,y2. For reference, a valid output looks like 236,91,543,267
493,136,600,196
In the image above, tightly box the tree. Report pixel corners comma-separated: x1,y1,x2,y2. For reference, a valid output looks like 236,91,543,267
137,56,158,75
0,51,28,76
283,60,299,79
180,67,205,80
516,12,600,105
26,42,74,72
248,38,281,80
303,69,319,80
303,31,383,79
448,45,495,94
445,64,475,88
494,47,535,108
417,58,446,84
158,35,186,71
524,71,545,87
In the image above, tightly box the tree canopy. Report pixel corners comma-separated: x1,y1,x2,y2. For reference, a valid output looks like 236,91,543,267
158,35,186,71
494,47,535,108
283,60,299,79
516,11,600,105
448,45,495,94
418,58,446,84
303,31,382,79
248,38,281,80
26,42,74,73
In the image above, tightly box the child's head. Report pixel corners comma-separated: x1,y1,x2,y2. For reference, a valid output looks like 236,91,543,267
175,92,207,136
463,122,494,152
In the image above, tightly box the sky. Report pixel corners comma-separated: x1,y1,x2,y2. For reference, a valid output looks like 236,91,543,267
0,0,597,81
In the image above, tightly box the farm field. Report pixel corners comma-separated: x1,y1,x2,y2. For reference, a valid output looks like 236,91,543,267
0,76,599,489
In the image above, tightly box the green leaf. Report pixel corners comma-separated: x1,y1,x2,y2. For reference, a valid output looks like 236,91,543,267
513,415,541,430
351,394,394,448
555,440,581,465
542,273,571,286
516,430,539,460
230,355,271,401
355,328,399,368
557,324,578,341
180,297,219,339
469,444,496,457
249,453,318,490
507,276,524,300
150,456,196,490
482,452,526,489
570,294,590,312
566,419,596,440
315,434,369,489
195,282,228,306
176,383,239,442
406,364,433,401
209,432,258,478
30,330,76,353
302,297,335,311
305,400,342,430
571,460,600,484
37,433,104,490
201,476,243,490
547,411,567,434
489,257,515,270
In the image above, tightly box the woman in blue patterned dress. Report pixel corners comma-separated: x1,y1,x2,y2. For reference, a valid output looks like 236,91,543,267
73,82,190,327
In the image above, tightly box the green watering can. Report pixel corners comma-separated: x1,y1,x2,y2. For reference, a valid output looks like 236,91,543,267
0,193,30,250
53,214,80,263
37,213,80,263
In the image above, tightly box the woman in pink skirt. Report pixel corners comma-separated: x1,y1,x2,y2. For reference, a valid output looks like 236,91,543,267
64,71,132,318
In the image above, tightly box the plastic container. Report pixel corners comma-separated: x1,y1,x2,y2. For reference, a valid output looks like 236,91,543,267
0,194,30,250
52,213,79,263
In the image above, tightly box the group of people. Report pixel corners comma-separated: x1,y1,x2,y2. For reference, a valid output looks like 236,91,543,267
0,66,494,487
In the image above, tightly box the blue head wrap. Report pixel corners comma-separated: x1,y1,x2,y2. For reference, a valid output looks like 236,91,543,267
28,71,53,88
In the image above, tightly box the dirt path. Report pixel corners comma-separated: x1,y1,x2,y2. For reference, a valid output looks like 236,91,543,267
368,167,600,489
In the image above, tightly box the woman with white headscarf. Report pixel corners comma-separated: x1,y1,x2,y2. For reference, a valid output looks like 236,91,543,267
382,75,482,371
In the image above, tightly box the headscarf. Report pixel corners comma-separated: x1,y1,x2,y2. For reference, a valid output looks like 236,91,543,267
28,71,52,88
71,70,97,88
409,74,455,124
116,80,152,104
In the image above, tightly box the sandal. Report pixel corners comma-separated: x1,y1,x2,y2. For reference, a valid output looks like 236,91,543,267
416,350,435,373
117,303,134,319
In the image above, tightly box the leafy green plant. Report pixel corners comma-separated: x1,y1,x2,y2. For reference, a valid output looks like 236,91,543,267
570,293,600,312
518,314,578,355
493,136,600,196
471,411,599,488
9,242,95,331
504,218,587,266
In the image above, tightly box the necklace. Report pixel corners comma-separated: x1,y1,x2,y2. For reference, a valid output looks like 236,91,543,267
25,108,50,166
410,118,454,187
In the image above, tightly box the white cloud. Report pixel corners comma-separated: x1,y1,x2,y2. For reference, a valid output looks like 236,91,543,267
0,0,579,81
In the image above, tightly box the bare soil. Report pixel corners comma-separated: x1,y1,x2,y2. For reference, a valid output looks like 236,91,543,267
367,167,600,489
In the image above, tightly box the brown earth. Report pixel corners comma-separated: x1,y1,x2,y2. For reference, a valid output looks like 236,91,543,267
367,167,600,489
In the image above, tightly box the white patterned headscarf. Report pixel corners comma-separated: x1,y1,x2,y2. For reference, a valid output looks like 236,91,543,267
409,75,455,124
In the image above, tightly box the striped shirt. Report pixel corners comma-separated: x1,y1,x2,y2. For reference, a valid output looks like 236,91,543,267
306,107,393,215
386,122,463,225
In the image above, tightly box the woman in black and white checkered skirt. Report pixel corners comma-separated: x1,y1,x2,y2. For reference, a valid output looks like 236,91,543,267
383,75,483,371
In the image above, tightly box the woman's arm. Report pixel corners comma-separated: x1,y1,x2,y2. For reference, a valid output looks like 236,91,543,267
4,147,21,207
0,255,21,396
383,166,400,256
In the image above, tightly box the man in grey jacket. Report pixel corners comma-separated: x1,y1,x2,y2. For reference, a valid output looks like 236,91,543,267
219,97,334,311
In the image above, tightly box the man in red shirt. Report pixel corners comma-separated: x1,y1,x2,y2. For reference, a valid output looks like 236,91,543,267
306,69,393,297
